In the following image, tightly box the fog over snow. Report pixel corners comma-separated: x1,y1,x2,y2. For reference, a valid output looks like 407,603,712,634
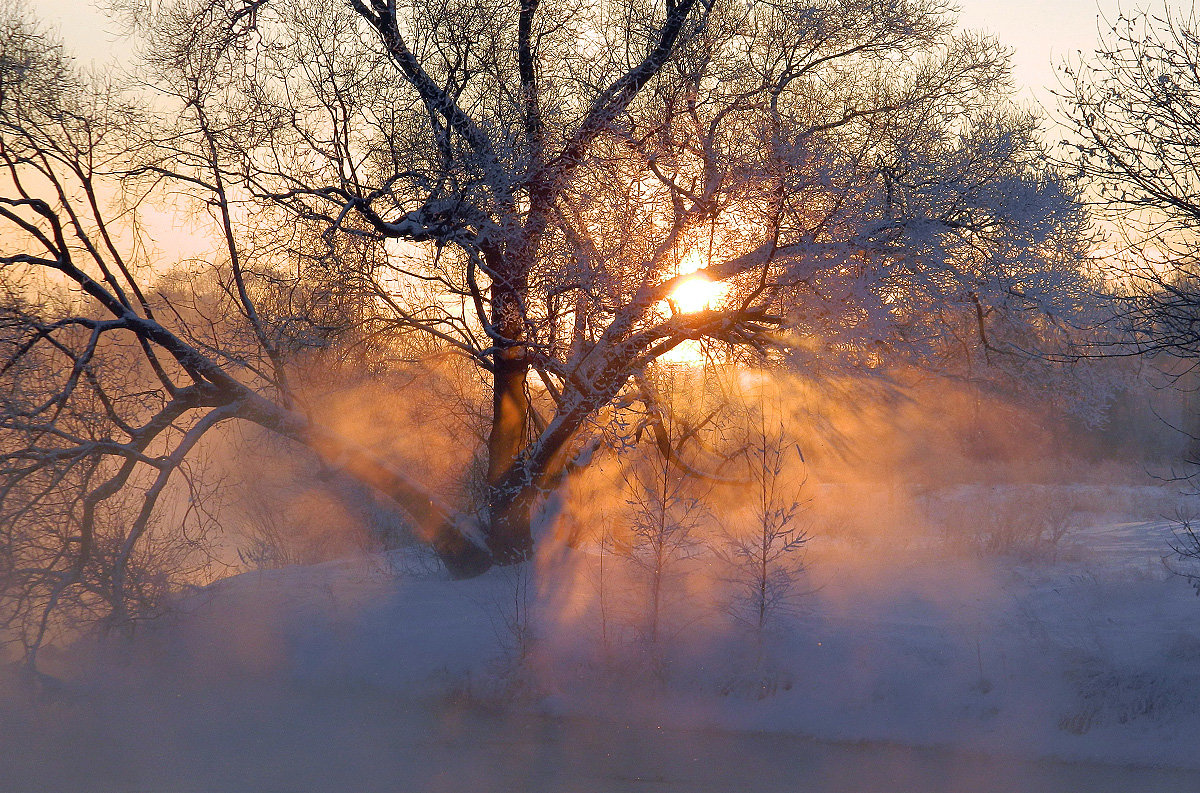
6,481,1200,792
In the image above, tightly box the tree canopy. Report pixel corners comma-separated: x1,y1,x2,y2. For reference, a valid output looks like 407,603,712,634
0,0,1091,659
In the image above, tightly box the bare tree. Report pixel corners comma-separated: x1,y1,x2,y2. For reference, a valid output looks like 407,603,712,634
1,0,1091,655
130,0,1087,553
1061,5,1200,362
619,424,711,647
715,415,808,647
1060,4,1200,535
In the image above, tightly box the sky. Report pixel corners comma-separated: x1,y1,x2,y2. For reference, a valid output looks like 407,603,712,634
29,1,1186,115
955,1,1189,112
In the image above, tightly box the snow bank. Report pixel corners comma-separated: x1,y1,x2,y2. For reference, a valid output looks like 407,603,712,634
5,489,1200,791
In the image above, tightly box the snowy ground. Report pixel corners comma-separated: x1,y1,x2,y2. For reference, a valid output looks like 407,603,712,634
4,485,1200,791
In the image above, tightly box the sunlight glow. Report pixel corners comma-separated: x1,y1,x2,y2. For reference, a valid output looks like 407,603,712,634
659,249,734,366
668,248,731,314
670,273,730,313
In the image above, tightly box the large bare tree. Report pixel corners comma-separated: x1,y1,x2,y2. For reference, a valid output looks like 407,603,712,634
1,0,1089,654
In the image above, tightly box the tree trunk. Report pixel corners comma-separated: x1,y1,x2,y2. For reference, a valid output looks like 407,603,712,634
429,518,494,579
486,470,537,563
486,344,533,561
485,257,535,561
485,365,626,562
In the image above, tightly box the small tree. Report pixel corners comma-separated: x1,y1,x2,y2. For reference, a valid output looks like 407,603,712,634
1168,511,1200,595
1061,6,1200,562
716,417,808,654
620,446,709,648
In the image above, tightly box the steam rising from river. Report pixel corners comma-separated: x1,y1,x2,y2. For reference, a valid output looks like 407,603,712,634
5,359,1199,791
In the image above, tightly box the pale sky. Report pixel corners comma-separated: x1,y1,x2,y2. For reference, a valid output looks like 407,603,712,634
28,0,1190,119
956,1,1188,111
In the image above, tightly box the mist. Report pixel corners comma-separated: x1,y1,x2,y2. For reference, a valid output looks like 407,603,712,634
6,356,1200,791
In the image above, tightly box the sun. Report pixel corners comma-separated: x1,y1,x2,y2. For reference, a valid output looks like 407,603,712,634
660,262,732,365
670,273,729,313
658,249,733,364
668,248,731,314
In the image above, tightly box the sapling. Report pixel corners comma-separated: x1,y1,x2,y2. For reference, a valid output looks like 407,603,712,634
620,448,709,649
716,418,809,662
